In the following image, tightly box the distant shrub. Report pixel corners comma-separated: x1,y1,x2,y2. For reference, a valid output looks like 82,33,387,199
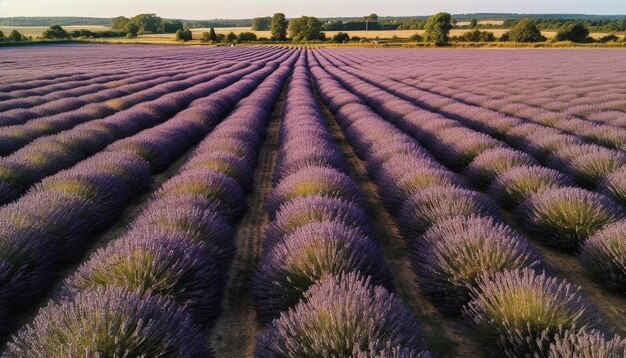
6,287,212,356
253,222,392,321
200,32,211,43
549,329,626,357
412,217,543,314
175,29,192,42
408,33,423,42
256,273,427,357
238,32,257,43
464,269,605,356
518,187,623,250
332,32,350,43
42,25,70,40
599,34,620,43
8,30,25,42
225,32,238,43
456,30,496,42
489,166,574,209
554,22,591,43
579,220,626,293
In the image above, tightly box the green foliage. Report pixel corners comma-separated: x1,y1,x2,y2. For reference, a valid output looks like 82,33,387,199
162,20,184,34
424,12,453,46
470,18,478,28
111,16,131,31
225,32,238,43
237,32,257,43
175,29,192,42
125,22,139,38
599,34,619,43
457,30,496,42
42,25,70,40
209,27,217,41
271,13,288,41
408,33,423,42
132,13,162,33
289,16,325,42
0,30,4,41
508,19,546,42
332,32,350,43
554,22,591,42
366,13,379,22
8,30,24,42
251,17,271,31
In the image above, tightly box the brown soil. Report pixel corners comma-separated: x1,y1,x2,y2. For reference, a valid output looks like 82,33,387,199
209,78,288,357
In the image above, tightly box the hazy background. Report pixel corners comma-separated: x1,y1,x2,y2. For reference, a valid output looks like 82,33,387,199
1,0,626,19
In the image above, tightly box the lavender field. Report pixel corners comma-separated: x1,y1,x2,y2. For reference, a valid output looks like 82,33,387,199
0,44,626,357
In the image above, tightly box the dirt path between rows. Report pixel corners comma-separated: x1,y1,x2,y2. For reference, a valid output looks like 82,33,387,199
312,81,482,357
209,79,288,357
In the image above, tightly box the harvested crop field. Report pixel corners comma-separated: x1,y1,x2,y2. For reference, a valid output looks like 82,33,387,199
0,44,626,357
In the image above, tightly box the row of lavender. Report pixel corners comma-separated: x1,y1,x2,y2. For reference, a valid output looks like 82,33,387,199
2,49,297,355
309,50,626,356
0,49,293,342
317,50,626,299
0,49,294,206
251,52,430,357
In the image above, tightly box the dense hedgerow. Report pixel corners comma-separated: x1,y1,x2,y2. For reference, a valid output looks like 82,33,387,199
579,220,626,293
464,269,606,357
6,287,212,357
61,233,222,325
518,187,623,250
255,273,427,357
253,222,392,322
398,185,500,237
489,166,575,209
465,147,537,189
548,329,626,357
265,195,372,251
411,216,544,314
267,166,366,217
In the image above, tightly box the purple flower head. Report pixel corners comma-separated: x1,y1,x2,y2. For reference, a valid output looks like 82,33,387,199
579,219,626,294
465,147,538,189
412,216,544,314
390,169,469,209
256,273,426,357
600,165,626,206
268,166,366,218
464,269,607,357
266,195,373,251
518,187,623,250
253,221,392,322
548,329,626,357
398,185,501,238
489,165,575,209
7,286,213,357
61,233,222,326
183,152,252,189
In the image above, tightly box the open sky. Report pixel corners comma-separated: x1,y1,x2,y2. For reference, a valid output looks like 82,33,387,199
1,0,625,19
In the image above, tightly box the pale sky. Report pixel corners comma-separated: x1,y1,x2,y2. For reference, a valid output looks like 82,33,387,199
1,0,625,19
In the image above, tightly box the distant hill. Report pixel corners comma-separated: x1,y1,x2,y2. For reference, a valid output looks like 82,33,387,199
0,13,624,27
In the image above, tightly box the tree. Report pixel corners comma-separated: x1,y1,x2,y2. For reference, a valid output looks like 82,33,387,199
367,13,379,22
554,22,590,42
201,32,211,43
162,20,184,33
112,16,131,31
470,19,478,28
271,13,288,41
238,32,257,42
508,19,546,42
0,30,5,42
225,32,238,43
251,17,271,31
42,25,70,40
124,22,139,38
175,29,192,42
132,14,162,33
8,30,23,42
599,34,619,43
288,16,325,42
209,27,217,42
424,12,452,46
332,32,350,43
